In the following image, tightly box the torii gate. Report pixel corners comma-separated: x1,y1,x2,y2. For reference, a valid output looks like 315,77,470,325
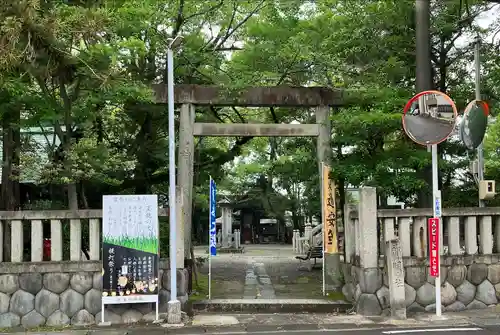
152,84,346,290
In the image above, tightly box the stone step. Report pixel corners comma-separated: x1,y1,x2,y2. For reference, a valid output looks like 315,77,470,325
189,298,353,314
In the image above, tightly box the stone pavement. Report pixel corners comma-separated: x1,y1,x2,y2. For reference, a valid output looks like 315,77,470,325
193,245,326,299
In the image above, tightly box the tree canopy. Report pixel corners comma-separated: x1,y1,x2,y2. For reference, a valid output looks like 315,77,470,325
1,0,500,234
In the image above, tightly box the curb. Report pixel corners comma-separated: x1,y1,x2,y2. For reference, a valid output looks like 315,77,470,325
0,315,475,335
191,300,353,314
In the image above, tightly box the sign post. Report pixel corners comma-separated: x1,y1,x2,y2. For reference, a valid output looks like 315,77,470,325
101,195,160,324
208,177,217,299
402,90,458,318
321,163,338,296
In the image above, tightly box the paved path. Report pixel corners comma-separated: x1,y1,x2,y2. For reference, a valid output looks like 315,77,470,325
194,245,324,299
243,260,276,299
404,115,454,144
194,327,490,335
2,326,491,335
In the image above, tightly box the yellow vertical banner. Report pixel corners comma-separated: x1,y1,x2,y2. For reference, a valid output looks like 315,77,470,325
322,163,338,254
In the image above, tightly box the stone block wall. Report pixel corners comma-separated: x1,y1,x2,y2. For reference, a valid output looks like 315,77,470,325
0,260,189,328
341,256,500,315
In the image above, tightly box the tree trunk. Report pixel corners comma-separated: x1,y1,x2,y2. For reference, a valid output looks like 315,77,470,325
415,0,434,208
1,108,21,261
134,112,154,194
67,183,79,210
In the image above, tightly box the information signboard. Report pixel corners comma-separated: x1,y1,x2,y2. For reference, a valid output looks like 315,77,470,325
100,195,159,323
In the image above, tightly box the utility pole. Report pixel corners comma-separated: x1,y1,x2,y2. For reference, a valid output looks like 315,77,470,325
415,0,434,208
416,0,442,318
416,0,432,93
474,36,486,208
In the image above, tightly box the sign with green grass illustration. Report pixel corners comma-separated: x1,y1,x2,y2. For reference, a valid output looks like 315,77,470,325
101,195,159,305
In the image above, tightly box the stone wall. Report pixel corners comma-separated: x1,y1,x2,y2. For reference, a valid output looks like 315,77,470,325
0,260,188,328
341,256,500,315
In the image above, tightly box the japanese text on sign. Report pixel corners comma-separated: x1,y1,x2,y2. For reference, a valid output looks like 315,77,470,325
102,195,159,303
428,217,440,277
390,242,405,288
322,164,338,254
434,192,441,217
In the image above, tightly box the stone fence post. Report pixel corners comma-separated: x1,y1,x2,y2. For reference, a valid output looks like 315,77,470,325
358,187,378,268
354,187,384,315
305,222,312,244
343,204,355,264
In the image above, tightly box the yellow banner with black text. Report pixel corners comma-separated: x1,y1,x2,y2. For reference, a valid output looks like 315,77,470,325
322,163,338,254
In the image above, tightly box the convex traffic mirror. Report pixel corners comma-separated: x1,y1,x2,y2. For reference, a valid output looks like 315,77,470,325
402,91,458,146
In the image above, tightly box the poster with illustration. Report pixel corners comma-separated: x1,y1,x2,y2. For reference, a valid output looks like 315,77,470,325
102,195,159,304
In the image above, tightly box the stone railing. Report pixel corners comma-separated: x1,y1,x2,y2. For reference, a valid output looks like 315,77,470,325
0,209,167,263
292,223,342,254
347,204,500,261
342,187,500,316
216,229,242,249
0,209,193,329
292,223,315,254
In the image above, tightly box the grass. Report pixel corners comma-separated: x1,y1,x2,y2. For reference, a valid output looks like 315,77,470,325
324,291,346,301
0,325,72,333
189,274,210,301
104,235,158,254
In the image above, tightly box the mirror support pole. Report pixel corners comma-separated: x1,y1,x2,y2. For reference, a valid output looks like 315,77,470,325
475,37,485,208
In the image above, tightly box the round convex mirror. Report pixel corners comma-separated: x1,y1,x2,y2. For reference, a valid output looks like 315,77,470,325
459,99,489,150
402,91,458,145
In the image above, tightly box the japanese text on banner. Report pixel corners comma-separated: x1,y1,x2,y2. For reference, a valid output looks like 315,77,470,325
322,164,338,254
209,179,217,256
428,217,440,277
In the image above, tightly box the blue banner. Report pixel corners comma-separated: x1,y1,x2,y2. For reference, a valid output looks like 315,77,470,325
209,178,217,256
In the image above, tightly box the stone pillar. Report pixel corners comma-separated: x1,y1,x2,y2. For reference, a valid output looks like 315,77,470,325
399,218,411,257
354,187,383,316
344,204,355,263
447,216,460,255
386,239,406,319
479,216,493,255
234,229,240,249
316,105,342,291
178,103,195,261
465,216,478,255
358,187,378,268
175,186,184,267
304,222,312,244
11,220,23,262
495,217,500,253
31,220,43,262
221,205,232,248
233,230,237,249
216,229,221,246
70,219,82,261
292,229,297,253
412,217,427,258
